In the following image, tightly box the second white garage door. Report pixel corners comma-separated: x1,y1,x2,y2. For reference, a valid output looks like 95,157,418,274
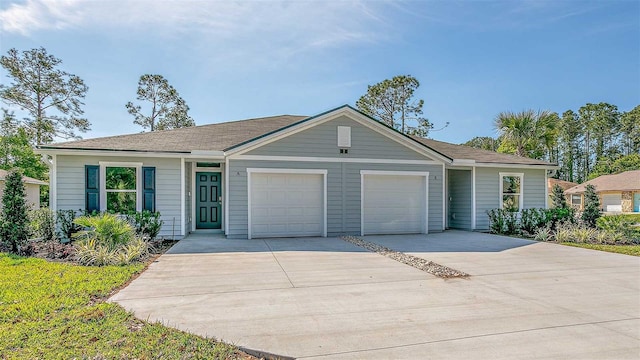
361,172,428,235
249,171,325,238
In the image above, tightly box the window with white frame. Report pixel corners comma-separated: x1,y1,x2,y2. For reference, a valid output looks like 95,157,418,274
571,194,582,208
105,166,138,213
500,173,523,211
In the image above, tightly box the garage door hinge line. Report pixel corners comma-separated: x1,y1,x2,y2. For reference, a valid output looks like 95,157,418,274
263,239,296,288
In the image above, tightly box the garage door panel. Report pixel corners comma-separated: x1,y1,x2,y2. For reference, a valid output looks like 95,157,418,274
250,172,324,238
363,174,426,235
602,194,622,212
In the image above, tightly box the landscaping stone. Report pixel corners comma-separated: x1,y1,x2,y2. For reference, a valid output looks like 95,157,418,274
340,235,469,278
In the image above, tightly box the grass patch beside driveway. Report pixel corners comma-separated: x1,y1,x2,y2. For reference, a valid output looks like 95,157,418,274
561,242,640,256
0,253,250,359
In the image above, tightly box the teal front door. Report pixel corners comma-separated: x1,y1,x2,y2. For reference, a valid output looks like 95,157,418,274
196,172,222,229
634,193,640,212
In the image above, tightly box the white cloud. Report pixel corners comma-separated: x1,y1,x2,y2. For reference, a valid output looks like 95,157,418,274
1,0,392,51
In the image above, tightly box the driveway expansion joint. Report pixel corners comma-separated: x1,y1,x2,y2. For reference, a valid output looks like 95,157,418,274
340,235,469,278
298,317,640,359
263,239,296,288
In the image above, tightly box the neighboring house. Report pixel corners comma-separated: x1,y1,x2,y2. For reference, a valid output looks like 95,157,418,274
547,178,578,208
0,169,47,209
36,105,556,239
565,170,640,213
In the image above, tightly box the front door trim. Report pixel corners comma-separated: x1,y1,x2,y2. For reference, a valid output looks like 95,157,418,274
191,163,224,232
195,171,222,229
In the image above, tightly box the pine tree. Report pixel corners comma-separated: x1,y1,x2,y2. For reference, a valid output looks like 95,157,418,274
1,169,30,253
551,184,568,209
581,184,600,228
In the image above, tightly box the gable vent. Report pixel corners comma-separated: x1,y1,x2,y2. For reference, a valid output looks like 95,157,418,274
337,126,351,147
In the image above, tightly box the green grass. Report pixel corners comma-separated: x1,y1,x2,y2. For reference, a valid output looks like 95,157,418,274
561,243,640,256
0,253,245,359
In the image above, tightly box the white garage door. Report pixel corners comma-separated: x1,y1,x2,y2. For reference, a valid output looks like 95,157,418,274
362,173,427,235
249,172,324,238
602,194,622,212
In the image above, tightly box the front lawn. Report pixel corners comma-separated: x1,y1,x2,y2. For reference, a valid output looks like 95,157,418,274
0,253,251,359
560,243,640,257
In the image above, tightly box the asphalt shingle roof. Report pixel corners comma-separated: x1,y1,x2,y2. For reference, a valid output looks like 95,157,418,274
40,113,556,167
565,170,640,194
410,137,554,166
0,169,47,185
41,115,308,153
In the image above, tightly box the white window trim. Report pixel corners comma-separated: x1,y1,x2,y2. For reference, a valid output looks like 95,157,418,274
360,170,430,236
246,168,328,240
499,172,524,211
99,161,143,212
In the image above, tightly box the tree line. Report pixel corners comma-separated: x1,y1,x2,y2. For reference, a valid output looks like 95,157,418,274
355,75,638,184
0,47,195,181
1,48,637,187
465,104,639,183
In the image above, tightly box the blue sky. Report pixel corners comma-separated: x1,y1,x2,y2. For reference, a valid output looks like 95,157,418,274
1,0,638,144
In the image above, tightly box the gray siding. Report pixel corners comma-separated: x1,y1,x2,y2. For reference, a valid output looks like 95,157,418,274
475,167,547,230
185,162,192,233
55,155,182,238
246,115,431,160
448,169,472,230
227,159,443,238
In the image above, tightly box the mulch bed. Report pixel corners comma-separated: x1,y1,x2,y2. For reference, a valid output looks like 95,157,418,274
1,238,179,265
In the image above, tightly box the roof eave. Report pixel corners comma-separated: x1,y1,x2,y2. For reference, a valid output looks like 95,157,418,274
36,147,224,159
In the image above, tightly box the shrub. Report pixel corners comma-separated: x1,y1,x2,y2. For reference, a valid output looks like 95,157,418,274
545,207,575,229
487,209,518,235
129,211,163,241
0,169,30,254
520,208,548,236
75,236,151,266
29,208,57,242
572,225,596,243
57,209,83,242
551,184,568,209
534,225,554,242
73,213,150,266
554,223,574,242
596,215,640,242
74,213,136,249
581,184,601,227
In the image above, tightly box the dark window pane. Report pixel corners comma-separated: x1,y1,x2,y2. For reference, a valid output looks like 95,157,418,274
502,176,521,194
106,167,136,190
502,195,520,211
107,192,136,213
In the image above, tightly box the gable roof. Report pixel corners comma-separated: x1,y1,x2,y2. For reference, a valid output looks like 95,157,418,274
0,169,47,186
565,170,640,194
38,105,555,167
548,178,578,191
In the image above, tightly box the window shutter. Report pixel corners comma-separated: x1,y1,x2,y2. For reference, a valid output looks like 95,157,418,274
142,167,156,212
85,165,100,212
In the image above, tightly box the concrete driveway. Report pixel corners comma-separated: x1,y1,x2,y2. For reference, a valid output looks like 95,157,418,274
111,231,640,359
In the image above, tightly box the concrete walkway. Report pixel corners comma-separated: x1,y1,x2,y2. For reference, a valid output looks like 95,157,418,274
111,231,640,359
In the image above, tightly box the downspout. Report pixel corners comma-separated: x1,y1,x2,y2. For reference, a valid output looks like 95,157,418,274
471,166,476,230
43,154,57,211
180,157,185,237
544,169,549,209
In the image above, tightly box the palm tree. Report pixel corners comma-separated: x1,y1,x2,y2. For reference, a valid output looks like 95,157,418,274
494,110,557,159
